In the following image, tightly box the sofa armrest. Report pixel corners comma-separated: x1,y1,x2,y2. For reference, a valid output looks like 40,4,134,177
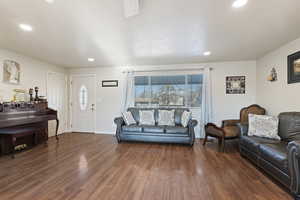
237,123,248,136
287,141,300,196
222,119,240,127
114,117,125,126
187,119,198,146
114,117,125,142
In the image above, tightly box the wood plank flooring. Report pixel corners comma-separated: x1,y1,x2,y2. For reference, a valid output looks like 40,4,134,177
0,133,293,200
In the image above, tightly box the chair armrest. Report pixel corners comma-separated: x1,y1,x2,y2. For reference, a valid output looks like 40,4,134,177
114,117,125,126
222,119,240,127
188,119,198,128
205,123,226,137
287,141,300,196
237,123,248,136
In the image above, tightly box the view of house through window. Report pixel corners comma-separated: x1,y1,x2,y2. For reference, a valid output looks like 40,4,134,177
134,74,203,108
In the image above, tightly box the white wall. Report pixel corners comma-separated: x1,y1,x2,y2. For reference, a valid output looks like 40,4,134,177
69,61,257,138
256,37,300,116
210,61,257,125
0,49,67,136
0,49,66,101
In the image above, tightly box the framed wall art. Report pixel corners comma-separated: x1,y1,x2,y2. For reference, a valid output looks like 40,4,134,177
3,60,21,85
226,76,246,94
102,80,118,87
288,51,300,84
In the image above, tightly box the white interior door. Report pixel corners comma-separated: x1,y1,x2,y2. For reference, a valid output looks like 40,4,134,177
71,75,96,133
47,72,67,136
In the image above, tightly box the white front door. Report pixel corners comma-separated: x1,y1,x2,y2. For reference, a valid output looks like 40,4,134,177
71,75,96,133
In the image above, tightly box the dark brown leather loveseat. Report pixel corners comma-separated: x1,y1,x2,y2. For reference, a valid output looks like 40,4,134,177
239,112,300,200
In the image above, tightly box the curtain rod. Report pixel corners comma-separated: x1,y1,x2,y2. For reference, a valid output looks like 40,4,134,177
122,67,211,73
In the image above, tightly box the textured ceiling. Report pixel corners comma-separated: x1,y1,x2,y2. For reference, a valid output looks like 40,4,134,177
0,0,300,67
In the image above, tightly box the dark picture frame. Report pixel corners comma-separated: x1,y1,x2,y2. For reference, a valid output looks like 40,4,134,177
102,80,118,87
288,51,300,84
226,76,246,94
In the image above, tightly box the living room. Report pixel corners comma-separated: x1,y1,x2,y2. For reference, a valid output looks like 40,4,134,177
0,0,300,199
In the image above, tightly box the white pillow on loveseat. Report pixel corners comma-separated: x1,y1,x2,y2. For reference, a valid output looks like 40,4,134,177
122,111,136,125
139,110,155,125
158,110,175,126
248,114,280,140
181,111,192,127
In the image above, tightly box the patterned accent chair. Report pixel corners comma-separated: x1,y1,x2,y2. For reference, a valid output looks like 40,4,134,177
203,104,266,152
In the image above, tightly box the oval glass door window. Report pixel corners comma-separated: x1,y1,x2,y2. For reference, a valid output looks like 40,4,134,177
79,85,88,111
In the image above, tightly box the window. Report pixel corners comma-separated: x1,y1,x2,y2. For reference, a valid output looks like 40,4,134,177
134,74,203,108
79,85,88,110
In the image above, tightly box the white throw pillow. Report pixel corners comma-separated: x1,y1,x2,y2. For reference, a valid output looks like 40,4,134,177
181,111,192,127
122,111,136,126
158,110,175,126
248,114,280,140
139,110,155,125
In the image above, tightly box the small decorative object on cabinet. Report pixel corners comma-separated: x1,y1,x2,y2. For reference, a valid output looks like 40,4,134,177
267,68,278,82
288,51,300,84
34,87,39,101
13,89,27,102
226,76,245,94
29,88,34,101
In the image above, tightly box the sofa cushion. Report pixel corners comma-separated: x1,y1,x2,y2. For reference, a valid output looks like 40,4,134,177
122,125,143,132
158,110,175,126
139,110,155,125
165,126,188,134
174,109,187,126
240,136,280,153
143,125,164,133
127,108,140,123
248,114,280,140
122,111,136,125
127,107,189,125
278,112,300,142
181,111,192,127
259,143,289,174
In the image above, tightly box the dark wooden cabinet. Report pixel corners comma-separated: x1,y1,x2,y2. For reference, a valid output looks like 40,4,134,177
0,102,59,156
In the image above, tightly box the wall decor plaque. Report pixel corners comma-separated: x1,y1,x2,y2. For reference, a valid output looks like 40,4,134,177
102,80,118,87
226,76,246,94
3,60,21,85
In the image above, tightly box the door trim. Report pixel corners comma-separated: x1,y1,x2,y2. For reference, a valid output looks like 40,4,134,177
70,74,96,133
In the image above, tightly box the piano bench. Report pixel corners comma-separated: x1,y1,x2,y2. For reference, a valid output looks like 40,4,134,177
0,127,47,158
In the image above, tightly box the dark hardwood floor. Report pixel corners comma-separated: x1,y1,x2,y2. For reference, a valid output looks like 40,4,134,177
0,133,293,200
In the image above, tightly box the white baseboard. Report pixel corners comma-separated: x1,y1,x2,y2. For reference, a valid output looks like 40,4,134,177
95,131,115,135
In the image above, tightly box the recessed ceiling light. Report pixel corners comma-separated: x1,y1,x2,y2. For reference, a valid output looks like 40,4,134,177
232,0,248,8
203,51,211,56
19,24,33,32
45,0,54,3
88,58,95,62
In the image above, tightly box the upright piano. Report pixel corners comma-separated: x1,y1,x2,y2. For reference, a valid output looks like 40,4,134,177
0,101,59,155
